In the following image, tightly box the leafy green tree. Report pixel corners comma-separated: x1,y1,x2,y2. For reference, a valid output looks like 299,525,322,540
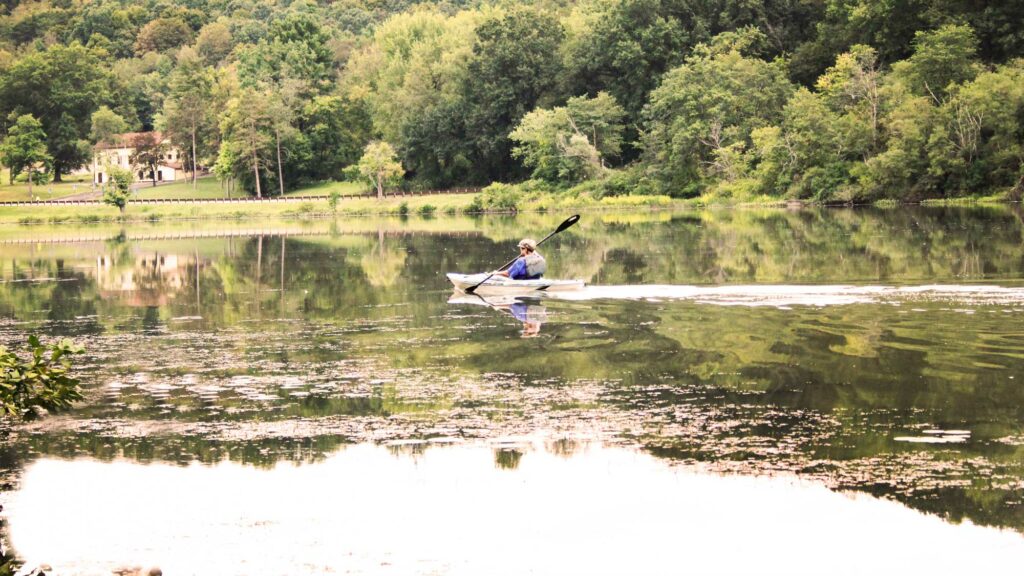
0,336,83,421
748,88,854,200
399,100,472,188
643,29,795,196
344,8,480,187
218,86,272,197
134,17,193,55
265,89,298,196
70,1,146,59
0,113,51,194
163,46,215,187
788,0,1024,85
462,7,565,183
925,61,1024,198
103,165,132,214
196,20,234,65
236,11,335,96
0,42,116,181
328,187,341,213
129,132,165,187
510,92,626,185
563,0,710,123
358,141,404,199
89,105,128,146
300,95,372,182
891,24,982,103
815,44,882,154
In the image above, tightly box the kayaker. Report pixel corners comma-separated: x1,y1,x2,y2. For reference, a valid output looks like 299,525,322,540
495,238,547,280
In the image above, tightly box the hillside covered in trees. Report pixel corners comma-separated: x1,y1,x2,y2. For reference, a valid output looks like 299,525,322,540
0,0,1022,202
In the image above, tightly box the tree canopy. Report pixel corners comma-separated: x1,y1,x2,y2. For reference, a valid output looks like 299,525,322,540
0,0,1021,201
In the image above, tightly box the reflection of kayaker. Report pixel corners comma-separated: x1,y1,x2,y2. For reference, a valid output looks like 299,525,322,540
447,293,548,337
509,300,547,337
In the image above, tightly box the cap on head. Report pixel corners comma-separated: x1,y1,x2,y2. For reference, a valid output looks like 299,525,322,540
517,238,537,251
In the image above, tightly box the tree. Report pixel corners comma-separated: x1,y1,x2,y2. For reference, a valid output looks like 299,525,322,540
815,45,883,153
510,92,626,185
462,7,565,182
891,24,982,104
265,90,297,196
236,11,335,96
196,21,233,65
343,8,480,187
0,114,51,195
164,46,214,188
103,165,132,214
134,17,193,55
0,336,84,421
357,141,404,199
218,87,272,197
129,132,165,187
89,106,128,185
89,106,128,146
301,95,372,182
563,0,711,124
70,2,145,59
643,29,795,195
0,43,116,181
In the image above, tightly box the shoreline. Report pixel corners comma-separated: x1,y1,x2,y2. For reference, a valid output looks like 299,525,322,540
0,191,1017,227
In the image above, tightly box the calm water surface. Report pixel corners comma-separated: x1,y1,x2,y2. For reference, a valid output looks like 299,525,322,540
0,206,1023,574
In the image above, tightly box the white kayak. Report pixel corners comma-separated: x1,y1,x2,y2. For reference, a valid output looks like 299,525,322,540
446,273,585,295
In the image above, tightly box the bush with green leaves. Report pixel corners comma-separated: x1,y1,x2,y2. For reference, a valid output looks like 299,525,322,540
0,336,84,421
103,166,133,215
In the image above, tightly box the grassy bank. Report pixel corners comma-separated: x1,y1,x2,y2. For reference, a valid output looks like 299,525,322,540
0,182,692,225
0,169,93,201
0,193,476,224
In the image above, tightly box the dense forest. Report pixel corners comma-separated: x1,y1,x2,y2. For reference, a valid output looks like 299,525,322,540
0,0,1022,202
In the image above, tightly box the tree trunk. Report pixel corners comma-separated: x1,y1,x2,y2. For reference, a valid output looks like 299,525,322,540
376,171,383,200
252,150,262,198
248,117,262,198
52,163,62,183
275,127,284,197
27,170,32,196
191,119,198,189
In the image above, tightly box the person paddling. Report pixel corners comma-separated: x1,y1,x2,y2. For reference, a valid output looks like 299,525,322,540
494,238,547,280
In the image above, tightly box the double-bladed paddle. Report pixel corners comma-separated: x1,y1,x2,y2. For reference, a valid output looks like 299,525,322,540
465,214,580,294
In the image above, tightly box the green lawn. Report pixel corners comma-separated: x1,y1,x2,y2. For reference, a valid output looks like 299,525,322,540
131,177,231,199
283,180,367,198
0,168,93,201
129,177,368,200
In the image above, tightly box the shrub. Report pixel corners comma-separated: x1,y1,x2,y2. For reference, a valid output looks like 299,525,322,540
0,336,84,420
418,204,436,216
471,183,522,212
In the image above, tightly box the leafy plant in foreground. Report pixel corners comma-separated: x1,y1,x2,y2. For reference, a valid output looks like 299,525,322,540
0,336,84,421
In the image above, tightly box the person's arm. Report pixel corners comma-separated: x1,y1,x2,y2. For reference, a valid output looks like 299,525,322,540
498,258,526,279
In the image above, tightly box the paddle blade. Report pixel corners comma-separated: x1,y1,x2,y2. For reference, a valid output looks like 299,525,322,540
555,214,581,233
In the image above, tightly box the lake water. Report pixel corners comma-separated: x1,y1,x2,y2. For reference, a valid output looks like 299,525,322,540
0,206,1022,574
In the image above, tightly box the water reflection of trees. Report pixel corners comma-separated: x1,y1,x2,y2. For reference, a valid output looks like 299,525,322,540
1,207,1023,534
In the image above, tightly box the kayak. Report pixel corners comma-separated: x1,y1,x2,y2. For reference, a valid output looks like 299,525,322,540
446,272,585,295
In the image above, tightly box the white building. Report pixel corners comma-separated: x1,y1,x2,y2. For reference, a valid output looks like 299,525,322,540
93,131,188,185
